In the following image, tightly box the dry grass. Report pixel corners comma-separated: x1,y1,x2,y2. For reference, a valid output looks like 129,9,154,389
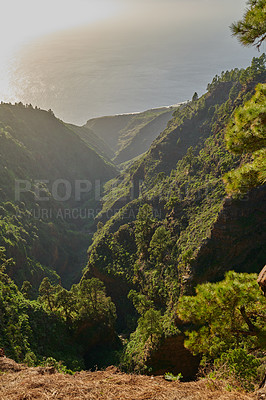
0,358,256,400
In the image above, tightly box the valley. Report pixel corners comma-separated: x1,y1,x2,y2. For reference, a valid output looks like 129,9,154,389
0,43,265,398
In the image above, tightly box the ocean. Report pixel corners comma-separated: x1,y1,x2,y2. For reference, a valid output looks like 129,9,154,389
4,0,261,125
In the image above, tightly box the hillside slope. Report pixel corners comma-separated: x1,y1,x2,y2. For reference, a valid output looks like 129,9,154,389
0,103,118,287
82,57,266,371
85,107,177,165
0,103,117,197
67,123,114,160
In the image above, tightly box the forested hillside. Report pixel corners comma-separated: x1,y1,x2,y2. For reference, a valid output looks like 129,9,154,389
0,1,265,389
67,123,114,161
83,55,266,380
0,103,117,287
85,107,177,165
0,105,121,370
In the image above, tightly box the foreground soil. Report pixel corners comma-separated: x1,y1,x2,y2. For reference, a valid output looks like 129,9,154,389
0,357,257,400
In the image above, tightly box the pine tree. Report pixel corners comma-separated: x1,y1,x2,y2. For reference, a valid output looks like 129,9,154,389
230,0,266,50
21,281,32,299
224,83,266,194
177,271,266,360
135,204,155,259
39,277,58,312
192,92,198,102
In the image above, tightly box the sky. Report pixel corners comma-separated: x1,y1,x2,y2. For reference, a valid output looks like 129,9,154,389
0,0,261,123
0,0,119,93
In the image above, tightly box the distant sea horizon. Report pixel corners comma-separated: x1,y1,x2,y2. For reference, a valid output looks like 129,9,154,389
3,0,261,125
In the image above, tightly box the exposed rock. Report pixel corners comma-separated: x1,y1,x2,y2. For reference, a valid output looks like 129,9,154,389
191,185,266,286
148,335,200,381
258,266,266,296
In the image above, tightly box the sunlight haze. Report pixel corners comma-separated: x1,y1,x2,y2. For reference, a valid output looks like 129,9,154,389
0,0,260,123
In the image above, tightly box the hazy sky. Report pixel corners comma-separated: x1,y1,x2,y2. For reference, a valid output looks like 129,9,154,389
0,0,262,123
0,0,119,91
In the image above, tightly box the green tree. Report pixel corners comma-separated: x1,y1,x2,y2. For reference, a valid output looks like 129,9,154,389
224,83,266,194
149,225,171,265
128,290,153,316
135,204,155,258
214,348,261,391
138,308,163,345
21,281,32,299
225,84,266,154
122,307,163,372
192,92,199,102
0,246,15,273
78,278,116,323
177,271,266,360
55,287,76,321
39,277,58,312
230,0,266,50
97,221,104,231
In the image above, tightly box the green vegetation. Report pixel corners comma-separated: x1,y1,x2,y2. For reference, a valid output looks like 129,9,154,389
0,4,265,385
212,348,261,391
95,55,265,222
177,271,266,359
224,81,266,194
86,56,265,289
0,246,117,371
121,289,179,373
66,123,114,161
0,103,121,371
0,103,118,288
0,200,91,288
85,107,176,165
231,0,266,50
177,272,266,390
164,372,183,381
83,57,266,377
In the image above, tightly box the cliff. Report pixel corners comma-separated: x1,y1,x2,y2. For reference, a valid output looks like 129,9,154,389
191,185,266,287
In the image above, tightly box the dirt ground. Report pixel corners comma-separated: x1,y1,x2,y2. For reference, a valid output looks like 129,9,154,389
0,357,258,400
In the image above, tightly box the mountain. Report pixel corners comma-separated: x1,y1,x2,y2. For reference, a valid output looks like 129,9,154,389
85,107,177,165
0,103,118,287
0,56,265,382
0,104,117,195
83,57,266,373
66,123,114,161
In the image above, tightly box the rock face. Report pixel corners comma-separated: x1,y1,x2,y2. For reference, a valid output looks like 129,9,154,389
258,266,266,296
148,335,200,381
191,185,266,286
257,266,266,393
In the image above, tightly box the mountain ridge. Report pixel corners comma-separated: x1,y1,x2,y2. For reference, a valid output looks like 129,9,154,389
85,106,178,165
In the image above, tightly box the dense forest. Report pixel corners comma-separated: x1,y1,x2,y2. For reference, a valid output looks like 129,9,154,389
0,0,265,393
